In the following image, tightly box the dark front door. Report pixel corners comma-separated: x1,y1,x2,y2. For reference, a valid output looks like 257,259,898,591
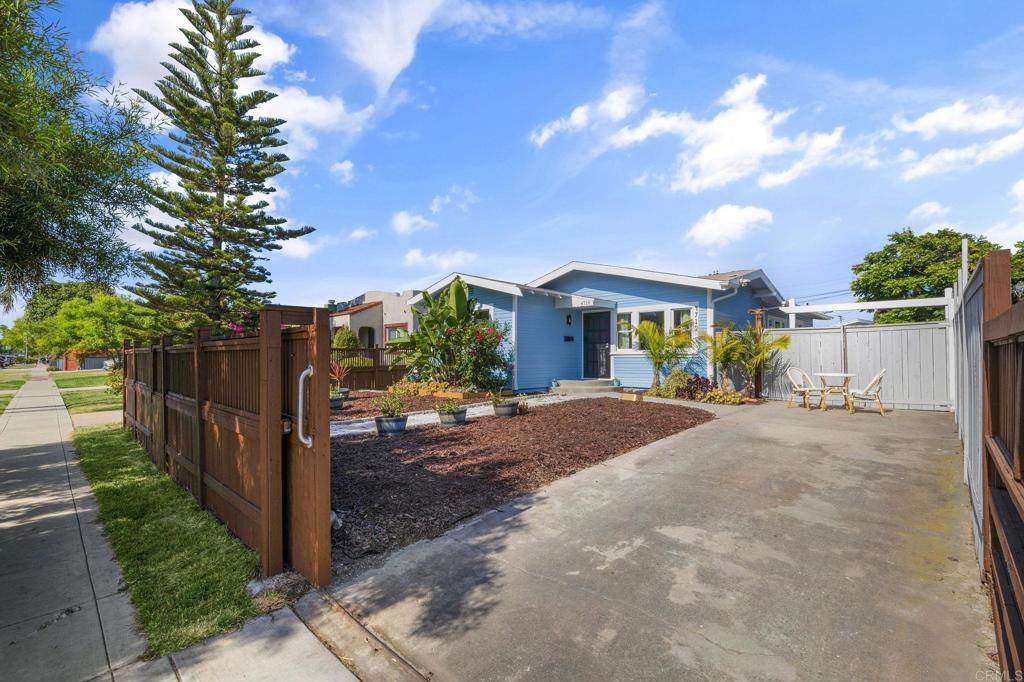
583,312,611,379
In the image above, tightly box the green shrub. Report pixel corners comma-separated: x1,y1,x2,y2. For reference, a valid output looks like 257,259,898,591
373,392,404,417
647,369,691,398
332,325,359,349
434,398,462,413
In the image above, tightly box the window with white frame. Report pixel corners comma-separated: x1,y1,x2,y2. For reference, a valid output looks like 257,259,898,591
616,313,632,349
614,306,698,352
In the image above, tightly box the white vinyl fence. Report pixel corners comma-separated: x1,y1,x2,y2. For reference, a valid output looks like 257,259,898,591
765,321,951,411
952,260,986,565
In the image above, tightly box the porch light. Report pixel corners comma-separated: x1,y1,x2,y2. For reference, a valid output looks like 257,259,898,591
566,314,572,325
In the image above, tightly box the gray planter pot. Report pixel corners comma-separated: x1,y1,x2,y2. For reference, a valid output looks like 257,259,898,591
339,387,351,399
493,400,519,418
330,396,344,410
437,408,467,426
374,415,408,437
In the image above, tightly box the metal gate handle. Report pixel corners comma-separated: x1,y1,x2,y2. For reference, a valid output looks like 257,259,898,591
296,364,313,448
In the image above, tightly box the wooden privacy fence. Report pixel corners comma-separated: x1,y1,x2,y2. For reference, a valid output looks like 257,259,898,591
331,347,406,390
123,305,332,587
975,251,1024,675
764,321,951,410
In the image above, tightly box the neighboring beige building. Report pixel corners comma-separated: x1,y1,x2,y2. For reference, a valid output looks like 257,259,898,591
328,290,418,347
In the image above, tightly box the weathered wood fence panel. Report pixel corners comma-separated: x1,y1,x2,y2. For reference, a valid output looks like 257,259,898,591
122,306,331,586
331,347,406,390
765,321,951,410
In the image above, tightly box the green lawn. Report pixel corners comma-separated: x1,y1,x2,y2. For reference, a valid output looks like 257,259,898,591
61,390,122,414
0,395,11,415
52,369,108,389
72,425,259,655
0,372,29,391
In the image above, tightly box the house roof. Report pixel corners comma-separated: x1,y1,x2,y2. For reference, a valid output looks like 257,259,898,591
407,273,617,308
329,300,381,316
700,268,757,281
528,261,728,290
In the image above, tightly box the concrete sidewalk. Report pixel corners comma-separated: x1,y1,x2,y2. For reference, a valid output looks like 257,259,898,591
0,367,363,682
0,366,145,681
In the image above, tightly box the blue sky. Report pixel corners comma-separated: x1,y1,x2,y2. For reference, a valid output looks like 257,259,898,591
13,0,1024,323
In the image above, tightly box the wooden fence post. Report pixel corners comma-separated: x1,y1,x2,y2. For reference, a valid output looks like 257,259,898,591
193,328,210,506
982,250,1012,577
258,308,284,576
122,339,130,429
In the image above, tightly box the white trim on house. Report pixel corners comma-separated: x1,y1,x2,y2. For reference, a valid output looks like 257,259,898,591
528,261,729,290
511,296,518,391
779,297,950,314
409,273,522,304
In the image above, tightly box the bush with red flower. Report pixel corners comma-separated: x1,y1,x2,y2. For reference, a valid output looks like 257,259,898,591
387,277,512,390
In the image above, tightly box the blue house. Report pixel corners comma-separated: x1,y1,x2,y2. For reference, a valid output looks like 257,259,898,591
410,262,824,391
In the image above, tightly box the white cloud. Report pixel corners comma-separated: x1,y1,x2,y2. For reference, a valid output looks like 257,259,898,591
90,0,371,161
403,248,478,270
894,97,1024,139
330,160,355,185
609,74,843,193
901,127,1024,180
348,226,376,240
429,185,479,214
285,0,606,95
758,128,844,188
629,170,664,187
278,234,338,259
530,84,644,147
1011,178,1024,213
686,204,773,248
908,201,950,221
391,210,438,235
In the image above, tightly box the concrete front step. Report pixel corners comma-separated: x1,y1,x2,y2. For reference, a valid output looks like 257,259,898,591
551,379,617,395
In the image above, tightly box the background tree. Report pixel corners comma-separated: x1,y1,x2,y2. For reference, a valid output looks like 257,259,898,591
332,326,359,349
23,282,113,324
0,0,150,310
129,0,313,333
36,293,152,356
850,228,999,323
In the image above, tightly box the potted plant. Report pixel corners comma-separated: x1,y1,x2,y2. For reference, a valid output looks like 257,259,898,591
435,398,467,426
491,391,519,418
373,392,407,436
329,361,350,409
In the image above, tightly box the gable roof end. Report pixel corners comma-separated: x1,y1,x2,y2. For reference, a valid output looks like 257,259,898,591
528,261,728,290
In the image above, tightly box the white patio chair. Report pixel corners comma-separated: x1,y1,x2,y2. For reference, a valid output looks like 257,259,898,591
846,369,886,415
786,367,822,409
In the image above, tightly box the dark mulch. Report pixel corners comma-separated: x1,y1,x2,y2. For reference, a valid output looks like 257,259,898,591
330,397,714,565
330,391,478,422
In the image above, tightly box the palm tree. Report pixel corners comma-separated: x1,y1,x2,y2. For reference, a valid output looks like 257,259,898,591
635,320,695,389
698,323,742,389
734,323,790,398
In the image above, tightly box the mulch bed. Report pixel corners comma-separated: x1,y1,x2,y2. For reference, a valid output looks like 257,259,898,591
330,397,714,565
330,391,478,422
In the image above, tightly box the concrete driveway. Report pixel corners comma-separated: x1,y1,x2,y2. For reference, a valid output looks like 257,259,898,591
328,402,994,681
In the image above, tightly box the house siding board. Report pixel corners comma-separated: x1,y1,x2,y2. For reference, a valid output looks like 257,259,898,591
516,293,581,389
614,354,708,389
712,286,759,328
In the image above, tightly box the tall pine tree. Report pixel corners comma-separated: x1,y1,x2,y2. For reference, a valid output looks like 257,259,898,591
130,0,312,333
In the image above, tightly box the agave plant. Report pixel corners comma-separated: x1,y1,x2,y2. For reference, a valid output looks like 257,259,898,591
634,320,695,389
734,323,790,398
